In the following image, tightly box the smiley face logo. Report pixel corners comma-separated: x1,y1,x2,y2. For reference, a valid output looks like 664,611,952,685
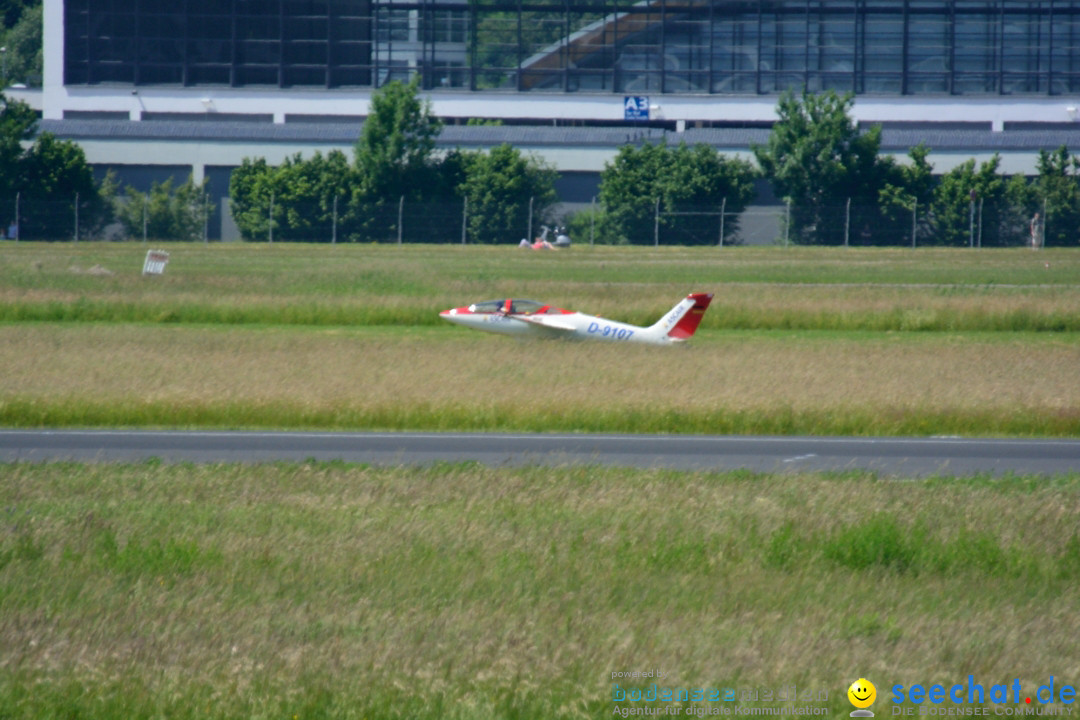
848,678,876,709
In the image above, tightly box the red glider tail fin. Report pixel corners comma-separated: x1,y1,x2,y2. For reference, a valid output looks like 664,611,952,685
665,293,713,340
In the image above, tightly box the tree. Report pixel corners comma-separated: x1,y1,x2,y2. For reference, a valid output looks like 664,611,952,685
930,155,1019,247
2,92,113,239
354,77,442,200
1,0,32,29
1002,172,1037,247
19,132,97,198
16,129,111,239
598,141,756,245
663,143,756,245
352,77,446,240
753,90,892,245
116,175,209,241
0,89,36,197
1032,146,1080,246
597,142,669,245
564,203,622,246
227,141,547,243
228,157,275,240
270,150,355,241
0,2,42,86
878,143,936,246
458,144,557,244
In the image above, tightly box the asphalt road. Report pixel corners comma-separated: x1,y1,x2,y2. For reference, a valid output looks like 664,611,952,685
1,430,1078,476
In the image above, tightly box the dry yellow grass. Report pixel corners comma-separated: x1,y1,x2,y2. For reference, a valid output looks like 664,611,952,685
2,244,1078,432
0,323,1076,432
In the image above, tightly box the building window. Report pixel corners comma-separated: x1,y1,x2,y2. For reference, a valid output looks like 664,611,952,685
428,10,467,44
377,8,411,43
60,0,1077,96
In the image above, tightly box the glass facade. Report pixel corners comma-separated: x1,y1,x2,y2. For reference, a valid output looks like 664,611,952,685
64,0,1080,95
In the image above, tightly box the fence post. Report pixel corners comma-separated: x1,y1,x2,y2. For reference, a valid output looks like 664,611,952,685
911,199,917,249
461,196,467,245
590,196,595,246
203,192,210,243
844,197,851,247
968,191,975,248
977,198,983,249
1042,197,1048,248
718,197,726,247
784,200,791,246
527,196,534,242
142,201,147,242
269,191,274,243
654,197,660,247
74,192,79,242
328,197,336,245
397,195,404,244
14,191,18,243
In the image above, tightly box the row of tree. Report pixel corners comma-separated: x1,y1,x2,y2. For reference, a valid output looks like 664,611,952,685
1,91,111,238
1,90,209,240
5,83,1080,244
229,79,557,244
753,91,1080,246
592,142,757,245
226,83,1080,246
224,79,757,245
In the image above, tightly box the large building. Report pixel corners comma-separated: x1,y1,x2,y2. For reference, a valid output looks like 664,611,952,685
53,1,1080,103
8,0,1080,237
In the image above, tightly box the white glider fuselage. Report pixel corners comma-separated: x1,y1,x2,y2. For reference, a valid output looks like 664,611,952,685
439,293,713,346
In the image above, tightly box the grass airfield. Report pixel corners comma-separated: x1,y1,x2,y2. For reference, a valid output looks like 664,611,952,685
1,243,1078,436
1,243,1079,719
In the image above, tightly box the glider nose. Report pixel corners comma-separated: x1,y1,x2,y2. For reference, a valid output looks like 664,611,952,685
440,306,469,325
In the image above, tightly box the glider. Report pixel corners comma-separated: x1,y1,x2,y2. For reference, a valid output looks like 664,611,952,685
439,293,713,346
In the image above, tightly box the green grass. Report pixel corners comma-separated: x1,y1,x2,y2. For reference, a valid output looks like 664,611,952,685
2,397,1078,436
1,244,1077,719
2,244,1079,331
1,462,1078,719
7,243,1077,286
4,295,1079,332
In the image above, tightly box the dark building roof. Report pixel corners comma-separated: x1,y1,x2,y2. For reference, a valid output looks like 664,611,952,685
38,118,1080,155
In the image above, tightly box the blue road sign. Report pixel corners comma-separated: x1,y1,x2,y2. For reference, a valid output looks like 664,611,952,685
624,96,649,121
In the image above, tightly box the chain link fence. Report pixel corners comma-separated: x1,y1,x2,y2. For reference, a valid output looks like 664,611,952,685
251,198,471,244
0,194,469,243
212,195,553,244
0,193,214,242
1,193,1072,248
654,205,784,246
639,200,1066,248
0,194,115,242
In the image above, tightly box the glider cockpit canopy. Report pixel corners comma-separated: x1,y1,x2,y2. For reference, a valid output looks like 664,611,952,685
468,299,550,315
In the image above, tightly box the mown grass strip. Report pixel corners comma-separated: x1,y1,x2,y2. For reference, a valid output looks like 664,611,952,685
3,245,1079,332
4,297,1080,332
2,397,1078,436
